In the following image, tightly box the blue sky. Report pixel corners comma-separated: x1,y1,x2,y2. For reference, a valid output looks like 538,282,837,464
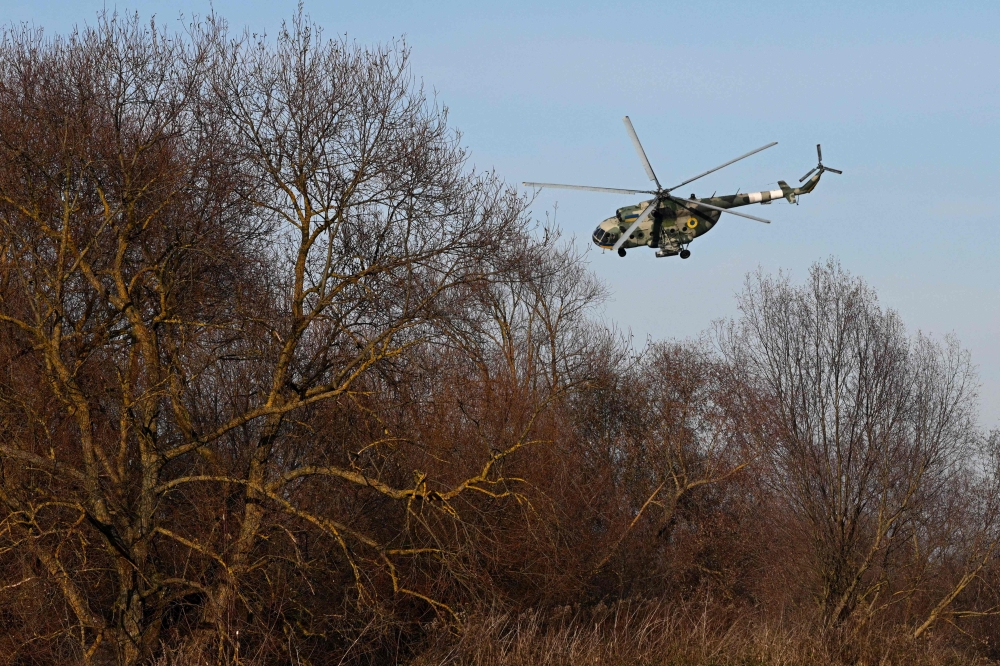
6,1,1000,426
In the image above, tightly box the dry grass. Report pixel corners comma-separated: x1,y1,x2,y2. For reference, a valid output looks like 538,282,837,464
411,599,989,666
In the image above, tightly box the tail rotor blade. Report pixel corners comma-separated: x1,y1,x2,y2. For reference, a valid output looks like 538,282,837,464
823,167,843,175
817,144,823,163
623,116,661,189
612,199,658,252
799,167,819,182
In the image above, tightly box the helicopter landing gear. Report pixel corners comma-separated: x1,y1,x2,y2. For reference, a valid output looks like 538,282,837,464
618,248,626,257
680,249,691,259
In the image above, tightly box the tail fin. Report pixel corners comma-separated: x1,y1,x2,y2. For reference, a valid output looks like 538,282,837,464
777,180,796,203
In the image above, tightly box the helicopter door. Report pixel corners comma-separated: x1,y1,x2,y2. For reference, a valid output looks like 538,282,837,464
657,215,680,249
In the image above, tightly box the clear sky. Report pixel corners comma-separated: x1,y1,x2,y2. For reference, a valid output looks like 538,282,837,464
6,0,1000,427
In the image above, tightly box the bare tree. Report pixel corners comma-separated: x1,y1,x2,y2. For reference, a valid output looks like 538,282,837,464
578,343,755,594
908,429,1000,638
717,260,981,629
0,11,602,664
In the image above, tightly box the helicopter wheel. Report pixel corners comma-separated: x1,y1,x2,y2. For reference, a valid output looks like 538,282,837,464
617,248,626,257
680,249,691,259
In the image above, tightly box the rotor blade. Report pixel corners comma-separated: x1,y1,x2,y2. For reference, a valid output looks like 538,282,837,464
612,200,658,252
522,182,654,196
817,144,823,163
799,167,819,183
667,142,778,192
671,196,771,224
822,167,843,175
623,116,661,189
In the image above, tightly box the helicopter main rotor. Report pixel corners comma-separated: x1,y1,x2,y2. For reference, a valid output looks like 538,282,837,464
624,115,662,189
524,116,776,254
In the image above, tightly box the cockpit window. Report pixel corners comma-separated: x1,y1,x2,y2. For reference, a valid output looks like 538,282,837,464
592,227,619,246
592,227,606,244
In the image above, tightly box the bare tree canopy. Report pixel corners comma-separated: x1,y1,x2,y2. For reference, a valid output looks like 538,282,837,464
717,260,992,629
0,11,602,663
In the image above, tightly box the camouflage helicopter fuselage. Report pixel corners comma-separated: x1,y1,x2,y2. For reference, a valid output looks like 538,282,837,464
591,172,824,258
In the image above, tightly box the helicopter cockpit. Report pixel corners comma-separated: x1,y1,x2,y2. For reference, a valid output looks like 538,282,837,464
592,226,617,248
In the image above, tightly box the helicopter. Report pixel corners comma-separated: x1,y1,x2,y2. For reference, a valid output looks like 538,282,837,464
524,117,840,259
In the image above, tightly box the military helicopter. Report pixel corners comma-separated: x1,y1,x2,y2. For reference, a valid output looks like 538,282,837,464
524,117,840,259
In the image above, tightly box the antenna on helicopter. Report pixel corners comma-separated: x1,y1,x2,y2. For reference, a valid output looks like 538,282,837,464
799,144,843,182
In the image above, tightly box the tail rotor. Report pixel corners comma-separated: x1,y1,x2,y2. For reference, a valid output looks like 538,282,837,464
799,144,842,182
